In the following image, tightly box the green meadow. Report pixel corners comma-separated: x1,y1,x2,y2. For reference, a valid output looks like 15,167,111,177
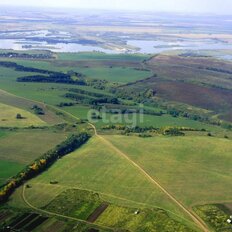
0,102,46,127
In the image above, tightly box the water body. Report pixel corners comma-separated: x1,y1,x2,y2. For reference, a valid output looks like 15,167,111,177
0,39,118,54
218,55,232,61
127,40,232,54
1,36,232,62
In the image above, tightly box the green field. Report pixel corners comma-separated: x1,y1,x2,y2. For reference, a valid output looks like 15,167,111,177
11,133,232,230
57,52,150,62
104,135,232,207
0,51,232,231
193,204,232,232
11,136,196,225
0,102,46,127
63,104,221,131
19,133,231,231
78,66,152,83
0,160,24,186
0,129,68,187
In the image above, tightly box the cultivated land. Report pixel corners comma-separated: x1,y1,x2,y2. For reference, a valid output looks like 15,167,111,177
0,102,46,127
0,129,68,187
0,48,231,232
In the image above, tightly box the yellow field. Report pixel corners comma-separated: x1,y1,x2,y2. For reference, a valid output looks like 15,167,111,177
0,102,46,127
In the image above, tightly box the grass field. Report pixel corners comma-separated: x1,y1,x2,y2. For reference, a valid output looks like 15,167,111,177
0,130,68,164
0,160,24,186
0,102,46,127
62,104,221,131
0,51,231,231
10,136,198,228
0,129,68,186
104,135,232,207
78,66,152,83
96,204,194,232
41,188,195,232
57,52,150,62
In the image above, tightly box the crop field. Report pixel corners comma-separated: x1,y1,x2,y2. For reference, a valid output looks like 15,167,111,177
0,160,24,186
0,89,63,124
0,129,68,186
0,130,68,164
9,133,232,231
96,204,194,232
41,189,195,232
77,66,152,83
0,102,46,127
13,136,195,223
193,204,232,232
57,52,150,62
0,49,232,232
104,135,232,207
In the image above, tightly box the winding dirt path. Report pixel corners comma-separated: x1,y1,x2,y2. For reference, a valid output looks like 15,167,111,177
21,185,113,231
0,88,209,231
88,123,210,232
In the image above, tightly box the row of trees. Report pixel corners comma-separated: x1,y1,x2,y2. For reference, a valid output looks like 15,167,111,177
0,61,86,85
102,124,204,135
0,132,90,203
64,92,120,106
0,52,53,59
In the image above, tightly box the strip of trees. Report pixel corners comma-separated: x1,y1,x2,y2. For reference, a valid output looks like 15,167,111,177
0,132,90,203
0,61,86,85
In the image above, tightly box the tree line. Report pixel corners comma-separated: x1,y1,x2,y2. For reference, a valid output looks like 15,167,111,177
0,132,90,203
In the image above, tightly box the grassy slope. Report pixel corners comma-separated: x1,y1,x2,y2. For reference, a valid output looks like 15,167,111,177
0,102,46,127
78,66,152,83
0,129,68,188
10,136,197,226
104,135,232,207
0,130,68,165
0,60,221,132
57,52,149,62
63,105,221,131
0,160,24,186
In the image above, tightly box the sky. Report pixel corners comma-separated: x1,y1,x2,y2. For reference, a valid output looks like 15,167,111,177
0,0,232,14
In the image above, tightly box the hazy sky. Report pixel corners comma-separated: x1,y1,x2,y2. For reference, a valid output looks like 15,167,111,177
0,0,232,14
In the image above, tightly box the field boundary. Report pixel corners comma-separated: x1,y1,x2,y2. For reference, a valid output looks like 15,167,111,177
22,185,114,231
30,182,196,226
88,123,210,232
1,88,209,231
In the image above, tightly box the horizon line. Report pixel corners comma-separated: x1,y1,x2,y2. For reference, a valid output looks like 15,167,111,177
0,4,231,16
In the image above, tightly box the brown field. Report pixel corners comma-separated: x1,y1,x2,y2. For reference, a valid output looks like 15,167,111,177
146,55,232,90
121,55,232,121
152,80,232,112
87,203,109,223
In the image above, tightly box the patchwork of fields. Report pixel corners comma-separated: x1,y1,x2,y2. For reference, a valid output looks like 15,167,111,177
0,51,232,232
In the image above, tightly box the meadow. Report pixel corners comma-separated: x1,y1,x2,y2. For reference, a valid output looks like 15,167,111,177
63,104,221,131
8,136,201,231
0,51,232,231
0,102,46,127
10,132,232,230
0,129,68,187
77,66,152,83
104,135,232,207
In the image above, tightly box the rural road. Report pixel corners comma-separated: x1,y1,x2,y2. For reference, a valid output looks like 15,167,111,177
21,185,114,231
0,88,209,232
87,123,210,232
